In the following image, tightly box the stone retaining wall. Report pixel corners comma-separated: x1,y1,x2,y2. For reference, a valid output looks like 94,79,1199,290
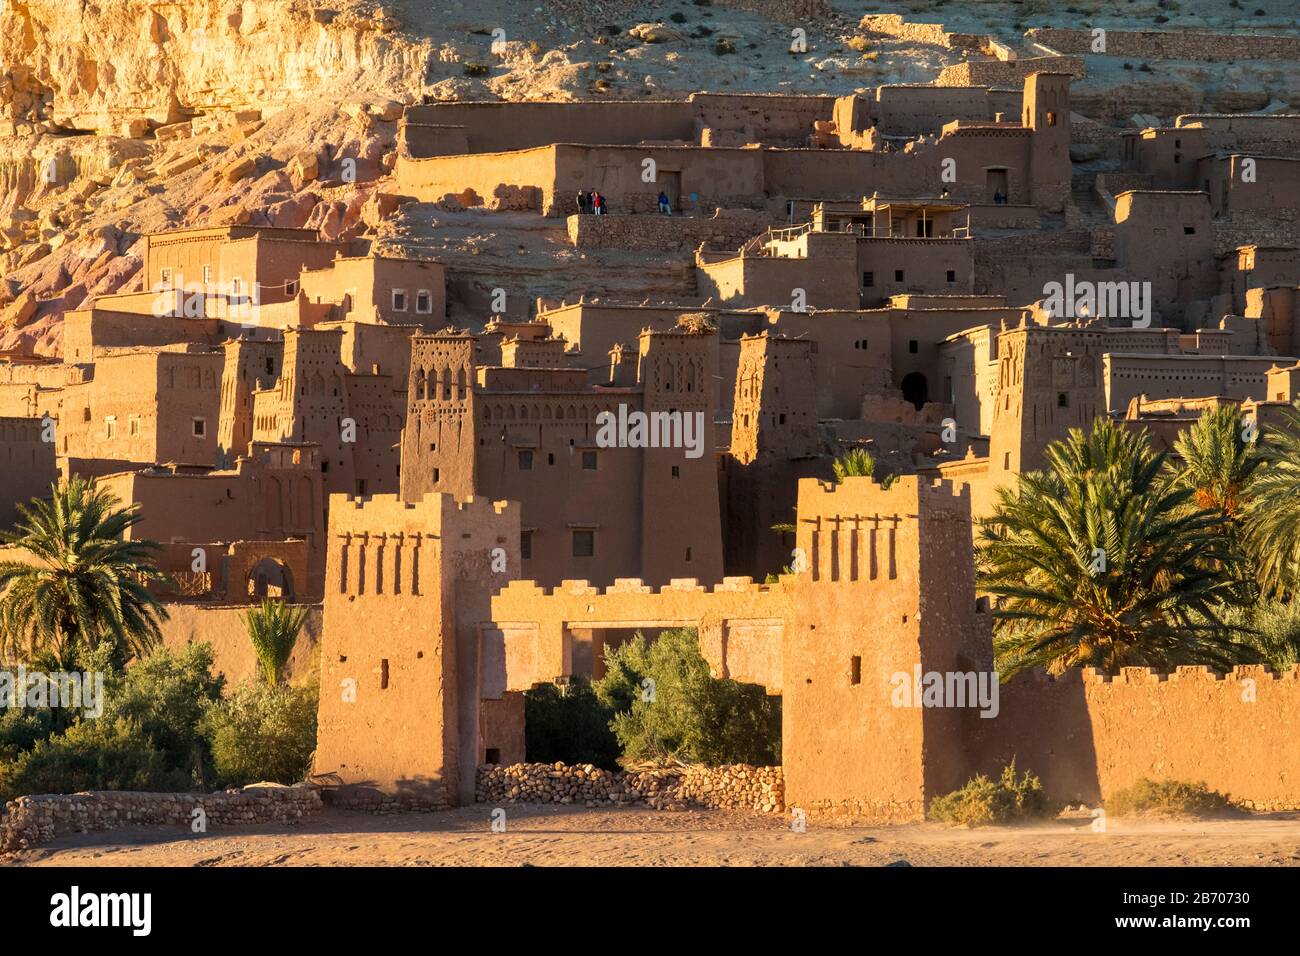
0,785,322,852
936,56,1085,89
567,211,772,252
476,762,784,812
1028,27,1300,62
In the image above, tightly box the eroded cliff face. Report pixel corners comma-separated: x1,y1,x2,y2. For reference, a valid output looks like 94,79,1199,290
2,0,430,135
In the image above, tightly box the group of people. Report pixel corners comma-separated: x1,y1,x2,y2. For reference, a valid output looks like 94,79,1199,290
574,190,676,215
575,190,607,215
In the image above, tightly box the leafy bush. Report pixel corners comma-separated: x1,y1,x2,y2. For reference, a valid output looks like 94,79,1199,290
928,761,1057,826
0,718,190,802
200,682,319,787
1105,779,1234,818
524,678,621,769
594,629,780,766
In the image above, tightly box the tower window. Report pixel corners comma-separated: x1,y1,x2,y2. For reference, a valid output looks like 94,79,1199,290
572,530,594,557
946,270,956,283
518,450,533,470
521,530,533,560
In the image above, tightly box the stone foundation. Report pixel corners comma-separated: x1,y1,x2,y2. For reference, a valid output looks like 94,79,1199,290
0,785,322,852
566,211,773,252
476,762,784,812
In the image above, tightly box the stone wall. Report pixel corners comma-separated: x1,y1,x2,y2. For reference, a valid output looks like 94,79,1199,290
1028,27,1300,62
566,211,772,252
0,785,321,852
476,762,784,812
859,15,984,51
937,56,1085,88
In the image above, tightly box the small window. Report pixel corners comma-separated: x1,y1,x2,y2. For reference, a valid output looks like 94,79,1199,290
547,452,555,466
129,415,141,437
104,416,116,439
285,279,299,296
908,339,918,354
202,265,212,284
485,748,501,765
380,659,389,690
671,465,680,478
850,655,862,685
392,289,408,312
518,450,533,470
946,270,956,283
160,267,172,286
572,530,594,558
192,417,206,437
1183,226,1195,235
894,269,904,282
232,277,242,295
1057,392,1068,408
582,451,597,470
862,271,874,288
356,479,367,496
82,407,91,423
521,530,533,560
433,467,440,483
265,357,275,375
1045,111,1057,127
416,290,432,314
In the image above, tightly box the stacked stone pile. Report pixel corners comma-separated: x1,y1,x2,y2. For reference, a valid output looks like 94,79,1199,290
0,785,321,852
476,761,784,813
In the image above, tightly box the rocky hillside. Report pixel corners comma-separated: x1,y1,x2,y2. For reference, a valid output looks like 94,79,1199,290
2,0,1298,352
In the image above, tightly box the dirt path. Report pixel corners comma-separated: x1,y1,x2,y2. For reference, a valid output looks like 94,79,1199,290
8,805,1300,867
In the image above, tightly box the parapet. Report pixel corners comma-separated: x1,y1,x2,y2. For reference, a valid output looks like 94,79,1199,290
327,492,515,536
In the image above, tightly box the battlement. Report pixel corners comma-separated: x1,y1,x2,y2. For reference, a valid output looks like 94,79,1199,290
1072,664,1300,684
493,575,779,601
327,492,514,538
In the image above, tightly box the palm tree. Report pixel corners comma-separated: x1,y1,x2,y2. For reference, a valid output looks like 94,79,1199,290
1244,406,1300,598
0,477,168,669
832,447,875,482
978,418,1247,678
242,598,308,686
1172,404,1260,519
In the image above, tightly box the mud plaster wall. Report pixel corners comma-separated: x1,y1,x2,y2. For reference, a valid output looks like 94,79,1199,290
964,666,1300,810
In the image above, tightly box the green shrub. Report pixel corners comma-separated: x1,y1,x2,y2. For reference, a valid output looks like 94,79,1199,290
594,629,781,766
1105,779,1234,818
108,643,225,779
928,761,1057,826
200,682,319,787
0,717,190,802
524,678,620,769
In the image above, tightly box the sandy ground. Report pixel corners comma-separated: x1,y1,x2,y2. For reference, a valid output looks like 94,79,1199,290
7,804,1300,867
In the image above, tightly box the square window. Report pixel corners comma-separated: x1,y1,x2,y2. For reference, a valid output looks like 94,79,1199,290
518,450,533,470
582,451,597,470
192,417,206,437
286,279,299,296
946,270,956,283
416,290,432,314
572,530,594,558
392,289,408,312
